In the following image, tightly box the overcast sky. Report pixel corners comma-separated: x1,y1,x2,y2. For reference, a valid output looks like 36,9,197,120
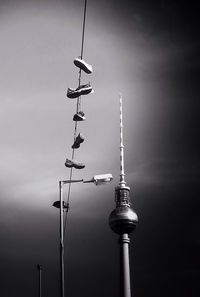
0,1,199,297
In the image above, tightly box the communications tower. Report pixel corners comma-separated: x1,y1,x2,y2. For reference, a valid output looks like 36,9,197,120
109,95,138,297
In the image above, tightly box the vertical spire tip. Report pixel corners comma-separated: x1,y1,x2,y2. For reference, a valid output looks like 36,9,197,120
119,94,126,188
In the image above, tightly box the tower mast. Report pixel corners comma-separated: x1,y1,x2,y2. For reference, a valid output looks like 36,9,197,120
119,95,126,188
109,95,138,297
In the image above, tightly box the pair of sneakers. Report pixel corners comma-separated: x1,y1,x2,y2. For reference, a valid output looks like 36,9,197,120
67,82,94,99
65,158,85,169
67,58,93,99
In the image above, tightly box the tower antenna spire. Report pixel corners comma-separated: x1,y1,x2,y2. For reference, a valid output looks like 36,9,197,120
119,94,126,188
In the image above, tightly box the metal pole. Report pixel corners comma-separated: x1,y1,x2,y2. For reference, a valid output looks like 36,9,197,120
59,181,65,297
37,264,42,297
119,234,131,297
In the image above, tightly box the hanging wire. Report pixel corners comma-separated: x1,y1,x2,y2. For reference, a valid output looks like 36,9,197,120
80,0,87,60
77,0,87,113
64,0,88,236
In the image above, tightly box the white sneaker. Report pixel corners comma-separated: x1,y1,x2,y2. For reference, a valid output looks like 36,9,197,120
74,58,93,74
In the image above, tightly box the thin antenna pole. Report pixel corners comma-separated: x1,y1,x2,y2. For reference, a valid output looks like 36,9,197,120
59,181,65,297
119,95,126,188
37,264,42,297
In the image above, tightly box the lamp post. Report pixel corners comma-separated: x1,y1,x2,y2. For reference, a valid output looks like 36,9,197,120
37,264,42,297
53,173,113,297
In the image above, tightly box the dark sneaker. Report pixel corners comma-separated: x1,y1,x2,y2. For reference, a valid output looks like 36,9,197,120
64,158,74,168
74,58,93,74
65,158,85,169
73,111,86,121
72,133,85,149
67,83,94,99
67,87,80,99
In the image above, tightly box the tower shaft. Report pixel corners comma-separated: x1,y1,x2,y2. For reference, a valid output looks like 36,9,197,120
37,265,42,297
119,234,131,297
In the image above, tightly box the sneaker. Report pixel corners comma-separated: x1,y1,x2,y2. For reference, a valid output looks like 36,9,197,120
64,158,74,168
79,83,93,96
67,87,80,99
74,58,93,74
67,83,94,99
73,161,85,169
72,133,85,149
65,158,85,169
73,111,86,121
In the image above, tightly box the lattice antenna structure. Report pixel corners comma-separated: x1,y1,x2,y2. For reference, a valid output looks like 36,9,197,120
119,95,126,188
114,94,131,207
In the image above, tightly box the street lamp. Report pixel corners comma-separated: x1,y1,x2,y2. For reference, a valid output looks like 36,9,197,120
83,173,113,185
53,173,113,297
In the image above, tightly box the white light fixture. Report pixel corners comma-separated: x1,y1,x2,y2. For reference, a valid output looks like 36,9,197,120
84,173,113,185
60,173,113,186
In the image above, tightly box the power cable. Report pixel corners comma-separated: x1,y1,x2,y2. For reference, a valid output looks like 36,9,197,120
64,0,88,237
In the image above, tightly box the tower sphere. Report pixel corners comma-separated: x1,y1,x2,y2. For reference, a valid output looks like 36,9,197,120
109,206,138,235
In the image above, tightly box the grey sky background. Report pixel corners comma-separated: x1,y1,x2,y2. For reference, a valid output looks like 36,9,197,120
0,1,199,296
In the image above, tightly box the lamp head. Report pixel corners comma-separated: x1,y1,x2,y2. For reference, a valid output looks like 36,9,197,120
93,173,113,185
83,173,113,185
